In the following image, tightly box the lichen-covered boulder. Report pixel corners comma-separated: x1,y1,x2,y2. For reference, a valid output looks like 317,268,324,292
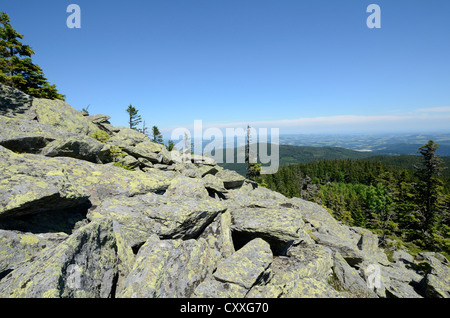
198,210,235,265
164,175,209,200
0,230,68,276
0,218,118,298
121,141,163,163
193,277,248,298
32,98,98,135
355,228,390,265
117,236,215,298
108,127,149,148
85,114,111,124
87,193,227,247
0,116,108,163
230,207,313,255
0,116,59,153
419,253,450,298
202,174,227,194
0,146,173,211
41,136,107,163
309,232,363,266
0,84,34,118
215,169,245,189
332,252,378,298
213,238,273,289
0,147,90,218
281,278,342,298
270,244,334,284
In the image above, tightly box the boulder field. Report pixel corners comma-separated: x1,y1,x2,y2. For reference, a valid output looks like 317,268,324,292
0,84,449,298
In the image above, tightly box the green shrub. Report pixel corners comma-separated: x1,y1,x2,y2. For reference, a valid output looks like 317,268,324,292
89,130,112,143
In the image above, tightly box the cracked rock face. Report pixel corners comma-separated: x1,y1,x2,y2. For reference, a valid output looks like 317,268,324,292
0,84,449,298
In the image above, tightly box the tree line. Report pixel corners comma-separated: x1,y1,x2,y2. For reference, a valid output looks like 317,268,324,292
261,141,450,256
125,104,174,151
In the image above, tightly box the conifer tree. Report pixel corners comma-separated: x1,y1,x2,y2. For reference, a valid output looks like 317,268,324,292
414,140,444,235
167,140,175,151
0,12,64,100
151,125,163,144
140,120,148,136
126,104,142,130
245,124,261,181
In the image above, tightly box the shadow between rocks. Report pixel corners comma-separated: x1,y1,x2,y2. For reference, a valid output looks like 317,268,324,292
0,200,92,235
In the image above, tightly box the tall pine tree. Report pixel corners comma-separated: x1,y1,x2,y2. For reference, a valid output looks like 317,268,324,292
0,12,64,100
245,124,261,181
414,140,444,235
151,126,163,144
126,104,142,130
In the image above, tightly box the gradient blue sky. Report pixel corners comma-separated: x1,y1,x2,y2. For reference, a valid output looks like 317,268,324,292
2,0,450,135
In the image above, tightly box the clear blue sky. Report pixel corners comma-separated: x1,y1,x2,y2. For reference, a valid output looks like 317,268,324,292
2,0,450,135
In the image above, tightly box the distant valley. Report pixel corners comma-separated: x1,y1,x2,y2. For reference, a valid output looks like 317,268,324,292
279,132,450,156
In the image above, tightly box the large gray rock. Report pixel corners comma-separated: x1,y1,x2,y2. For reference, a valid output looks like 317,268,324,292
108,127,149,148
419,252,450,298
0,146,173,215
198,210,235,264
230,207,313,255
281,278,342,298
310,232,363,266
117,236,215,298
0,218,118,298
0,116,109,163
332,252,378,298
88,193,227,247
32,98,98,135
0,147,90,218
270,244,334,284
202,174,227,194
164,175,209,200
215,169,245,189
41,136,107,163
0,230,68,276
213,238,273,289
0,84,34,118
193,277,248,298
0,116,66,151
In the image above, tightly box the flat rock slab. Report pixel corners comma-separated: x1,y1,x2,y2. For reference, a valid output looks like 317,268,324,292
231,207,313,254
213,238,273,289
88,193,227,246
0,146,173,218
215,169,245,189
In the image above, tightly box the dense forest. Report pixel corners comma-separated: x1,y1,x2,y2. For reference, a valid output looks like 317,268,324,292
261,141,450,258
219,144,375,176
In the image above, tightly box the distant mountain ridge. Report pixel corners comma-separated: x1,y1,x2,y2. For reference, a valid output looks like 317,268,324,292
279,134,450,156
218,143,450,177
219,144,383,176
373,143,450,156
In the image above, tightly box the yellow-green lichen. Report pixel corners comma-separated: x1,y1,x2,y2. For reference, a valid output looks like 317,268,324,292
19,234,40,246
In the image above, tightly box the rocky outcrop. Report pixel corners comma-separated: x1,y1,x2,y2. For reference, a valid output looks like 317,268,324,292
0,84,449,298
